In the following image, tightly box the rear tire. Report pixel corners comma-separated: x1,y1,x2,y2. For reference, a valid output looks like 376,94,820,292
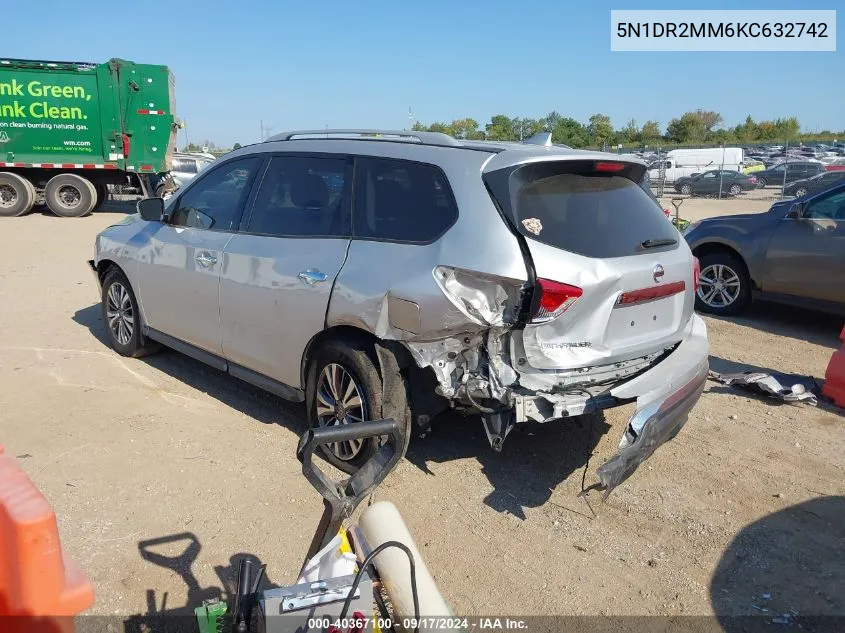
93,183,109,211
45,173,97,217
794,187,808,198
0,172,36,217
695,253,751,316
305,339,383,474
728,184,742,196
756,177,768,188
100,268,160,358
679,183,692,195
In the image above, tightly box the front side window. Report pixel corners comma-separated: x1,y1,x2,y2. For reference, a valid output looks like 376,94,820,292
169,157,260,230
805,190,845,221
353,157,458,243
245,155,349,237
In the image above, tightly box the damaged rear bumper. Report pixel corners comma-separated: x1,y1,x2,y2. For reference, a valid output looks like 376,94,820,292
596,314,709,495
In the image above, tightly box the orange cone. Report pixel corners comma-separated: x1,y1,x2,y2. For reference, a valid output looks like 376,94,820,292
0,445,94,633
822,326,845,408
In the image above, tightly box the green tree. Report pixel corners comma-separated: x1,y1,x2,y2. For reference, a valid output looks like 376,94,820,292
232,142,242,150
640,120,661,144
450,118,480,140
619,119,640,144
552,118,590,147
587,113,614,147
485,115,515,141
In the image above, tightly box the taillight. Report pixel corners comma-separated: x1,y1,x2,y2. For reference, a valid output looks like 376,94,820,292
122,134,130,159
693,257,700,292
532,278,582,322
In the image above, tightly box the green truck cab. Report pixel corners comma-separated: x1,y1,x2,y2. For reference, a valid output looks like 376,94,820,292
0,57,177,217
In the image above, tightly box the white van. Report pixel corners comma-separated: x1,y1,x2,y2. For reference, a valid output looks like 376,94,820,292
648,148,743,183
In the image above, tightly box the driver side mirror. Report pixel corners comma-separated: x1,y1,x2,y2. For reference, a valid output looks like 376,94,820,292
137,197,165,222
787,202,805,219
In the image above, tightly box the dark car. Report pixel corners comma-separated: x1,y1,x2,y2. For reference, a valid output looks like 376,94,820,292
674,170,757,196
783,170,845,198
683,182,845,316
753,161,825,187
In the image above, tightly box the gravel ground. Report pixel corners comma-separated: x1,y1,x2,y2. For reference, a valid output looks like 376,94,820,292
1,201,842,624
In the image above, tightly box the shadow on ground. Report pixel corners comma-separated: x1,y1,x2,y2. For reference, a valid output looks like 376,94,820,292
119,532,278,632
706,301,842,350
710,495,845,632
406,410,611,519
74,302,613,519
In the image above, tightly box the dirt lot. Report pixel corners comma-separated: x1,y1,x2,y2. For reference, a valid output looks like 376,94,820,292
1,200,843,625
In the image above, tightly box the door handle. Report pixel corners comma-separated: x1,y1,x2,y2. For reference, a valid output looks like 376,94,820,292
195,252,217,267
298,269,328,285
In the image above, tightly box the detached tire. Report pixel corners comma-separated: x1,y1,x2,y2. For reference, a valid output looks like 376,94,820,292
100,268,160,358
695,252,751,316
0,172,36,217
45,173,97,217
306,339,383,474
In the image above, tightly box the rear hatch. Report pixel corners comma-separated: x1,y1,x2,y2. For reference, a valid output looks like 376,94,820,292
484,156,696,375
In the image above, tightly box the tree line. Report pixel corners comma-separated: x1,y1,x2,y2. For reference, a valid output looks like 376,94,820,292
412,110,844,149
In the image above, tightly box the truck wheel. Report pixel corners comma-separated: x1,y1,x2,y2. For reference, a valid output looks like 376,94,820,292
44,174,97,218
93,183,109,211
0,172,36,217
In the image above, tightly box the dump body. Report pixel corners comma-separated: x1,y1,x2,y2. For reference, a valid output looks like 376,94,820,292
0,57,175,174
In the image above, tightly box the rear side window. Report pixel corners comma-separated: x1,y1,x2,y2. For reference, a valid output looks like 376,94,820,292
487,161,679,258
245,155,350,238
353,157,458,243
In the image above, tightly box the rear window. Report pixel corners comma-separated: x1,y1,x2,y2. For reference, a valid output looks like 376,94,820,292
487,161,678,258
173,158,199,174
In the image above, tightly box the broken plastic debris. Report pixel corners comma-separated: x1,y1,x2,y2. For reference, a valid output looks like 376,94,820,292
708,371,818,405
521,217,543,235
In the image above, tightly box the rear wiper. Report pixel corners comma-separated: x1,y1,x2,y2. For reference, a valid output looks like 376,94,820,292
640,237,677,249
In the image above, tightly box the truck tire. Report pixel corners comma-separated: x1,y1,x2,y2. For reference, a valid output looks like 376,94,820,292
93,183,109,211
0,172,36,217
44,173,97,218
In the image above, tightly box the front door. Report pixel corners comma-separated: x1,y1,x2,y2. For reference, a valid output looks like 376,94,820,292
136,156,262,354
219,154,352,388
764,188,845,302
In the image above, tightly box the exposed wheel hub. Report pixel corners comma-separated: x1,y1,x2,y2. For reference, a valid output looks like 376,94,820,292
0,184,16,208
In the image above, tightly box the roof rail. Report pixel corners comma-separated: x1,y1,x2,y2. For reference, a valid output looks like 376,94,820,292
265,129,462,147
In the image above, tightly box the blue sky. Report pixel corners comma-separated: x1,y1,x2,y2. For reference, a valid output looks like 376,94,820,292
4,0,841,147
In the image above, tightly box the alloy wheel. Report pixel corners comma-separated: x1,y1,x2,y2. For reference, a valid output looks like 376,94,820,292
315,363,367,461
106,282,134,345
795,187,807,198
697,264,741,309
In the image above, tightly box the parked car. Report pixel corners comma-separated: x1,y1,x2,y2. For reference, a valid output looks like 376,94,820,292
674,170,757,196
753,161,826,187
88,128,708,492
684,182,845,316
741,159,765,175
171,153,215,188
823,157,845,172
783,171,845,198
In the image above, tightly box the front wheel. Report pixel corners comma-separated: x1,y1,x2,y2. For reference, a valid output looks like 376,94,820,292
794,187,808,198
306,340,383,474
695,253,751,316
756,177,768,188
728,184,742,196
679,183,692,195
100,269,160,357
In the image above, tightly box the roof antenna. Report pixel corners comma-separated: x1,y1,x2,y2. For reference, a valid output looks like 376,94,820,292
525,131,552,147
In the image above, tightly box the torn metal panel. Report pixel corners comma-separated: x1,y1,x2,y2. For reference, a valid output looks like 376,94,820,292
708,371,818,405
596,314,709,496
433,266,525,328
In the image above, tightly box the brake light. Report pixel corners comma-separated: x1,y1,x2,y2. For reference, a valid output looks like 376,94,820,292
122,134,130,159
594,161,626,173
693,257,700,292
532,279,582,322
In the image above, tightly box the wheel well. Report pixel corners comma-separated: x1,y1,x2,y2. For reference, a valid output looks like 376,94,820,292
692,243,758,290
95,259,125,284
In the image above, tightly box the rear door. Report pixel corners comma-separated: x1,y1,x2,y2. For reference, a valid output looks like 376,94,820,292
484,158,695,372
218,154,352,388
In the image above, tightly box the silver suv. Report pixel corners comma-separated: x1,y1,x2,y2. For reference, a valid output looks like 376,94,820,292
89,129,709,494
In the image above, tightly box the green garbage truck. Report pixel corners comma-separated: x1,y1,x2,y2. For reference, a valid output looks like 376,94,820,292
0,57,178,217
